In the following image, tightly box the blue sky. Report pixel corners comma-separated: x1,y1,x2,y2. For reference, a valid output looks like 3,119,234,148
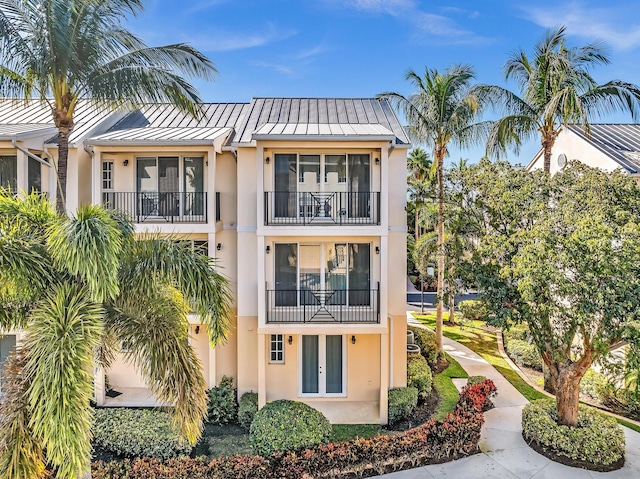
127,0,640,165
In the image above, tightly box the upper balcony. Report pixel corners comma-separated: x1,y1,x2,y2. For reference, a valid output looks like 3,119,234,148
264,191,380,226
103,191,207,224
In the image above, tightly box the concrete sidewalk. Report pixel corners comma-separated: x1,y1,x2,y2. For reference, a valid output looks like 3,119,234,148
374,312,640,478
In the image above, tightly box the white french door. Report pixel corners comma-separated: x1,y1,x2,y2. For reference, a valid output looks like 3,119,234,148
299,335,346,396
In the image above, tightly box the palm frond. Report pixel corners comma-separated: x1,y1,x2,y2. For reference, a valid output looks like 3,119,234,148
0,347,46,479
580,80,640,121
107,286,208,444
24,283,103,479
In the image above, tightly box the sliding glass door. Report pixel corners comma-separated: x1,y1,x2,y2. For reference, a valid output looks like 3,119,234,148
301,335,344,395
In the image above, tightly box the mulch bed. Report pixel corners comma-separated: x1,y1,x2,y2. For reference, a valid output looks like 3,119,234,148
522,431,625,472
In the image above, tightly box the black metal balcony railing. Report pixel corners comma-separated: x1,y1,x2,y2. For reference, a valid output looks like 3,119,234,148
103,192,207,223
264,191,380,226
266,284,380,324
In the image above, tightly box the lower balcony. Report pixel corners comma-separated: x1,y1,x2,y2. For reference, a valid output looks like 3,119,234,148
266,285,380,324
102,191,207,224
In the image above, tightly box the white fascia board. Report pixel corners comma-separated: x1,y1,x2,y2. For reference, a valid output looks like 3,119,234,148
251,134,397,142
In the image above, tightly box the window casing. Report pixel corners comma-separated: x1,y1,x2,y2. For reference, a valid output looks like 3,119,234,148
102,161,114,191
269,334,284,363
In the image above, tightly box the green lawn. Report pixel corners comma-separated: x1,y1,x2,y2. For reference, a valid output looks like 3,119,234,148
431,352,468,420
415,312,547,403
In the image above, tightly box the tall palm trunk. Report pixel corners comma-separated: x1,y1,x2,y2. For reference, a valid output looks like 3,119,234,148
56,128,69,213
435,147,445,354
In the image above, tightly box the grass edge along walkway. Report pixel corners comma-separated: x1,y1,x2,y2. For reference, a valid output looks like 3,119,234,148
432,352,468,420
413,312,640,434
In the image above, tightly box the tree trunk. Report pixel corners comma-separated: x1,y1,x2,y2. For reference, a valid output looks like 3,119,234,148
555,369,583,426
448,292,455,325
543,363,557,394
435,148,445,354
56,128,69,214
543,146,552,174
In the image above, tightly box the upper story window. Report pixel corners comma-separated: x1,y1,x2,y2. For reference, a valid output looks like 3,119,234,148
28,157,41,193
136,156,204,195
0,155,17,191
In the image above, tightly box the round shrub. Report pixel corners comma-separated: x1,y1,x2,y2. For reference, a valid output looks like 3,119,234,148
522,399,625,469
207,376,238,425
505,338,543,370
408,325,440,366
250,400,332,456
407,352,433,399
93,408,191,460
388,387,418,424
238,392,259,429
458,300,488,322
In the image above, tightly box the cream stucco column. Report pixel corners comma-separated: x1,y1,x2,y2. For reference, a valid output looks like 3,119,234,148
258,333,266,408
91,146,101,205
380,145,389,231
207,147,216,226
16,149,27,193
94,366,106,406
257,234,267,408
208,233,218,388
380,331,390,424
380,234,389,328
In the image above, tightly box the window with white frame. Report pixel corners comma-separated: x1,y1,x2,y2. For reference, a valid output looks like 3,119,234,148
102,161,114,191
270,334,284,363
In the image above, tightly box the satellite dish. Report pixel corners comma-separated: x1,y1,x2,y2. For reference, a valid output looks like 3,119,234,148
557,153,567,168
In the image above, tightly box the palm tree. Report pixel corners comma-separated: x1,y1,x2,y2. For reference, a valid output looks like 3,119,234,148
407,147,434,241
380,65,490,353
0,0,217,212
485,26,640,172
0,191,232,479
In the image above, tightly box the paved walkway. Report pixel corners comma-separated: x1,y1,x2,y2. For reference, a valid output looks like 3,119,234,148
376,312,640,478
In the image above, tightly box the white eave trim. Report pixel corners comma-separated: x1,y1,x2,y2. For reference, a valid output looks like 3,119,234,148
250,134,397,142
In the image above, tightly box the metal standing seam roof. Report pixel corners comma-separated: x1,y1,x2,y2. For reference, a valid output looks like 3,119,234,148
0,123,58,140
0,99,121,145
233,98,410,145
252,122,396,141
87,126,233,145
567,124,640,174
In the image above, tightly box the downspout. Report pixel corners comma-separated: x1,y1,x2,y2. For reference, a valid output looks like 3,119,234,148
13,138,64,208
12,138,51,167
83,142,96,206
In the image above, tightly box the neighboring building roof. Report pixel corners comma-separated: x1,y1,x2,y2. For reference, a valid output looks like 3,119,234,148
0,123,58,140
87,126,233,146
0,99,120,146
567,124,640,174
233,98,410,145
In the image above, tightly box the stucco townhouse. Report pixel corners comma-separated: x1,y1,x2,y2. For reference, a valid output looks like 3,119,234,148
0,97,410,424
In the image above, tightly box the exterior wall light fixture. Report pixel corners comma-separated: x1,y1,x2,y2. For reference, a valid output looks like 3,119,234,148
123,159,129,166
195,325,200,334
216,243,222,251
265,157,270,164
375,158,380,165
288,335,293,345
375,246,380,254
351,335,356,345
266,245,271,254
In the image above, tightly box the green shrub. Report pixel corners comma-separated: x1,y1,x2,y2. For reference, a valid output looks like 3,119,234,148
388,387,418,424
580,369,613,403
407,353,433,399
92,408,191,460
238,392,259,429
250,400,332,456
522,399,625,467
505,338,543,370
207,376,238,425
466,375,487,387
408,326,440,366
502,324,530,342
458,300,488,322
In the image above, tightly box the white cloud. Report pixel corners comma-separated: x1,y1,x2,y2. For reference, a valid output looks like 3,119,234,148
295,44,329,60
190,24,298,52
523,2,640,50
185,0,229,15
252,61,295,76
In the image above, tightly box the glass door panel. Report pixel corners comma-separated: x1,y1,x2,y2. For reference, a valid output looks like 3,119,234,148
348,244,371,306
300,245,321,305
275,244,297,306
184,157,204,215
158,157,179,217
274,154,297,218
0,155,17,191
136,158,157,216
302,335,319,394
348,154,370,218
325,243,346,305
325,335,343,394
298,155,320,219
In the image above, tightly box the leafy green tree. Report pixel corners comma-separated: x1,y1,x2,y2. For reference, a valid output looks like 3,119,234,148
0,0,217,212
0,192,232,479
464,160,640,427
381,67,490,352
483,26,640,173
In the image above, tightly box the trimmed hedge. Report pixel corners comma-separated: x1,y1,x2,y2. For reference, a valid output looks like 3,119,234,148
92,408,191,460
407,353,433,399
505,338,543,370
388,387,418,424
522,399,625,468
502,324,530,342
207,376,238,425
580,369,612,403
408,326,440,366
458,300,488,322
249,400,332,456
92,380,498,479
238,392,258,429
